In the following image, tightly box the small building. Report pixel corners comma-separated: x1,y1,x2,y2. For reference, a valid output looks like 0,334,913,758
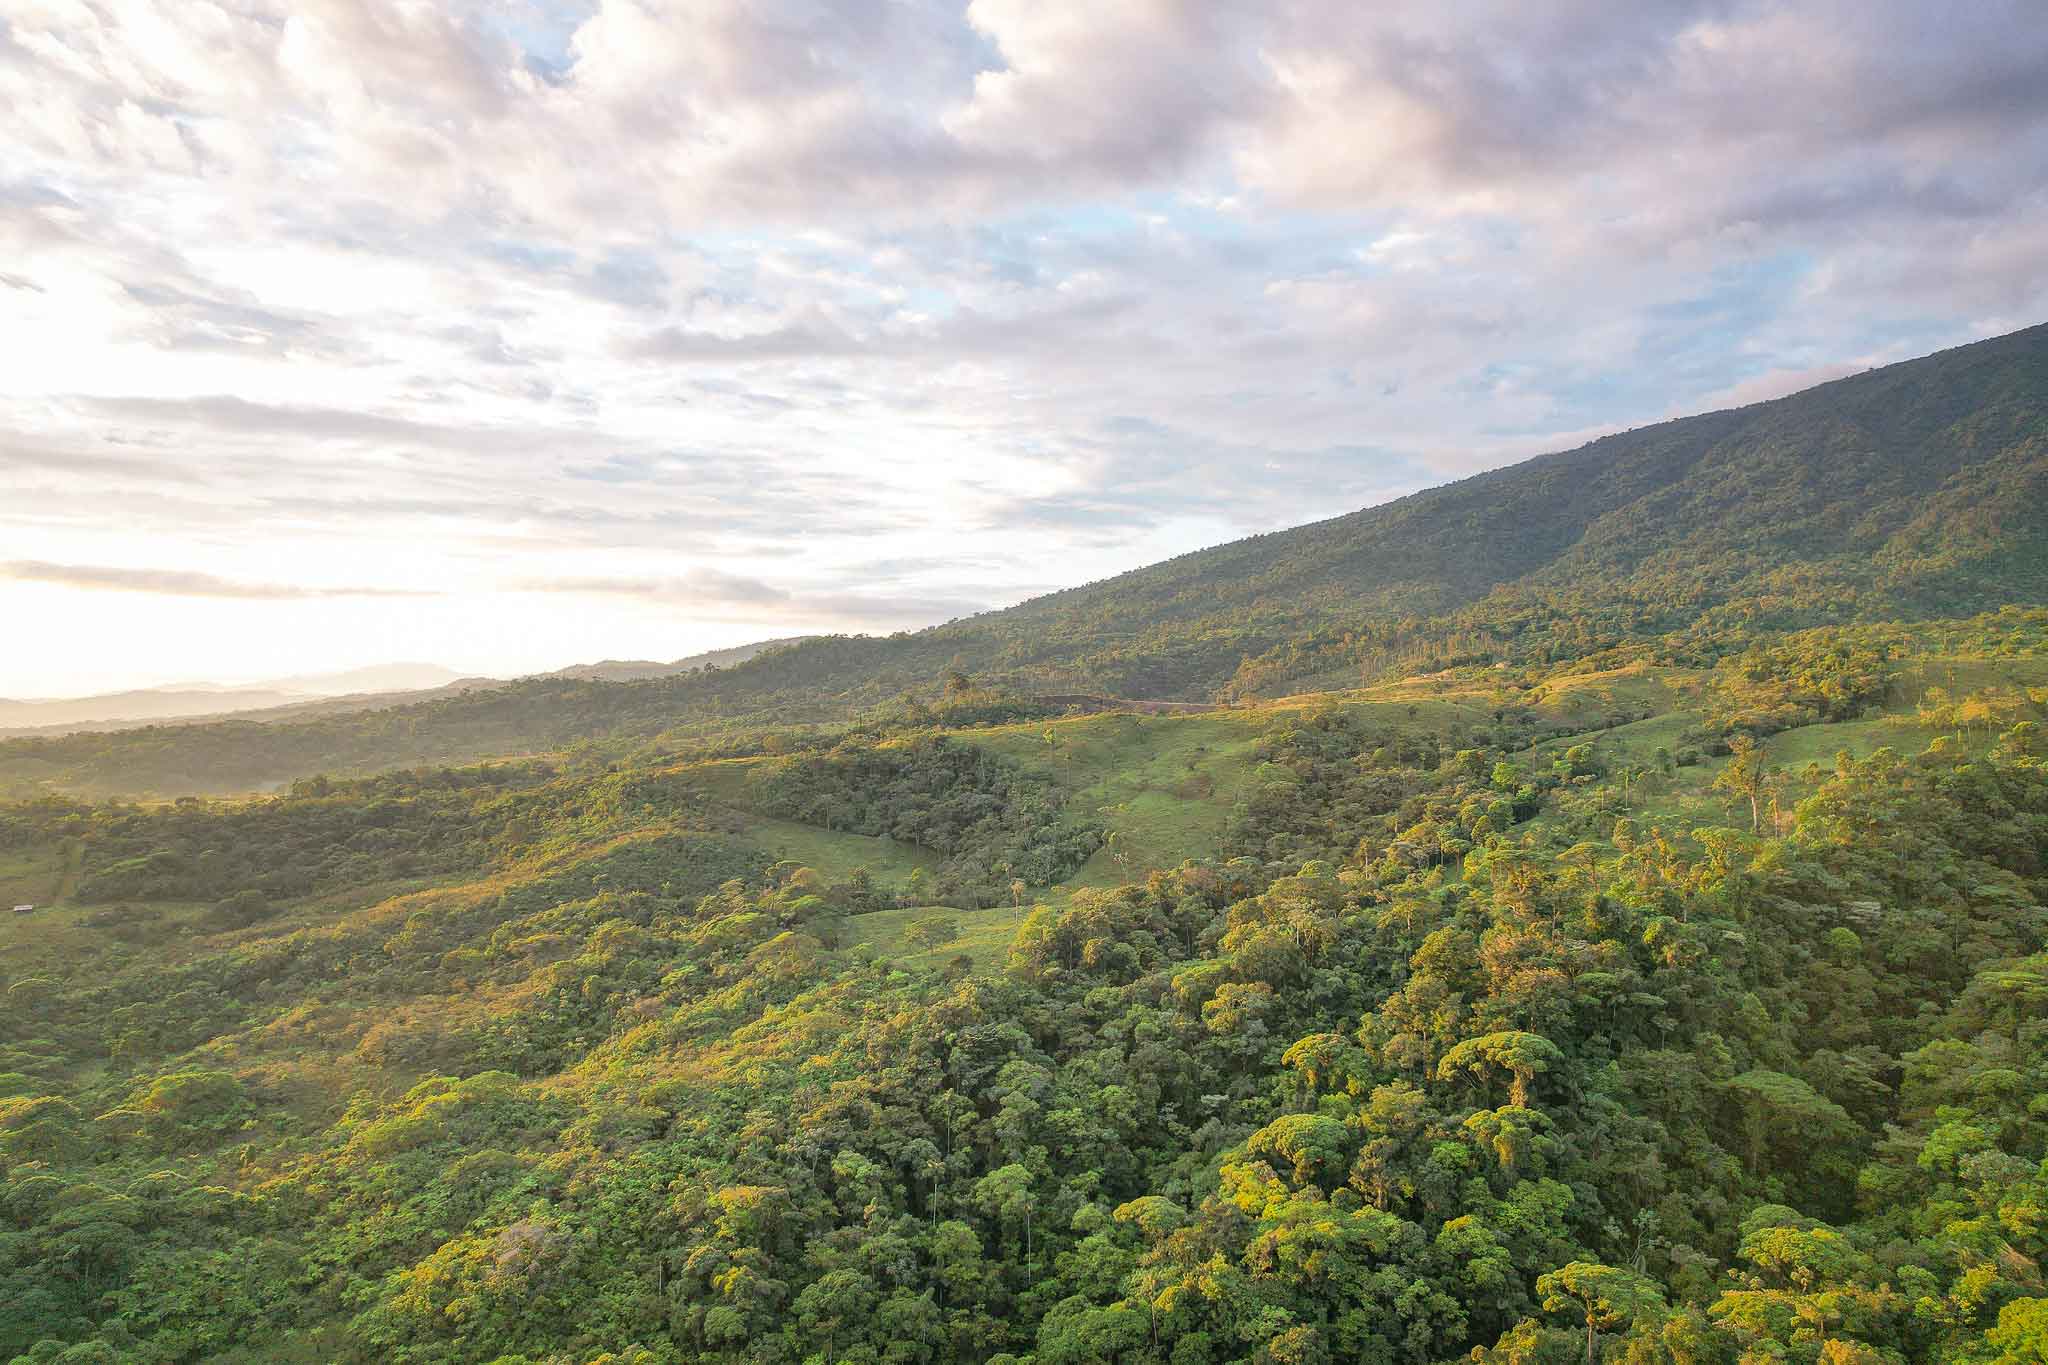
11,904,32,914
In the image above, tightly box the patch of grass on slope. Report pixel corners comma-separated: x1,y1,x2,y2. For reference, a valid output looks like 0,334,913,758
735,814,941,882
968,707,1267,888
0,848,62,908
847,903,1027,970
968,691,1501,887
1520,665,2020,837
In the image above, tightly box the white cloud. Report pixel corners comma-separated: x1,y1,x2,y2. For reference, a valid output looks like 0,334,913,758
1,0,2044,693
0,559,432,599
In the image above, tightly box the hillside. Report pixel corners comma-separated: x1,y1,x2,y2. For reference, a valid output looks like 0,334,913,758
2,610,2044,1363
2,323,2044,797
957,320,2048,694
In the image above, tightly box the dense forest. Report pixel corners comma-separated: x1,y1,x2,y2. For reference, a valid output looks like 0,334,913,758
4,331,2048,1363
3,606,2045,1364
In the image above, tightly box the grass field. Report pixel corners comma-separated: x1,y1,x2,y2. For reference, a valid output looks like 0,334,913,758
736,813,941,883
972,707,1264,887
0,897,218,985
970,691,1510,889
1514,659,2018,837
845,902,1029,970
0,847,60,908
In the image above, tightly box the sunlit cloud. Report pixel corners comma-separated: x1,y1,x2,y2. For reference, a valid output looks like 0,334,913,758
1,0,2044,693
1,560,434,600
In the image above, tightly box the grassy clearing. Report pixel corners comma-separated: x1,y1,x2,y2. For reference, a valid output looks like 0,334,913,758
1764,715,1924,768
0,848,61,908
1527,706,2003,839
1524,663,1711,722
1347,661,1711,732
972,706,1264,891
970,692,1502,890
0,898,217,981
1895,654,2048,702
847,902,1028,971
669,689,1532,901
676,754,763,804
736,814,941,882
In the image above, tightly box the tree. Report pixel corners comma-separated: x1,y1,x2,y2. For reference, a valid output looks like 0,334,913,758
904,865,934,905
1722,1070,1853,1178
975,1164,1038,1265
1989,1297,2048,1364
213,888,273,927
793,1268,879,1364
901,1136,945,1212
1246,1114,1351,1186
1976,954,2048,1044
1712,737,1770,833
905,914,960,951
1438,1031,1565,1109
1539,1262,1667,1365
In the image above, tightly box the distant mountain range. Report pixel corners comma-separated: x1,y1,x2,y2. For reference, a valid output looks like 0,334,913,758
0,640,813,739
542,637,814,683
0,662,465,731
241,662,470,696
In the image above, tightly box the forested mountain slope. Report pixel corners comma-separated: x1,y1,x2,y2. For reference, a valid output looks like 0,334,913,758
3,615,2045,1363
967,319,2048,690
4,324,2044,797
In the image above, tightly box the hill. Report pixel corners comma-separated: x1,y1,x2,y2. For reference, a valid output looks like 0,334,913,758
541,636,815,682
255,663,468,695
2,610,2043,1363
2,323,2043,796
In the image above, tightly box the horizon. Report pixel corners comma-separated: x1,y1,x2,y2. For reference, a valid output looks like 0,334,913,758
6,0,2046,695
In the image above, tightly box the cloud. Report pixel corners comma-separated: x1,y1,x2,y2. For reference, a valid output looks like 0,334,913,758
117,282,344,357
944,1,1267,186
1,560,432,600
543,568,792,608
2,0,2046,693
75,395,618,454
525,571,988,627
9,0,2046,244
1689,361,1872,412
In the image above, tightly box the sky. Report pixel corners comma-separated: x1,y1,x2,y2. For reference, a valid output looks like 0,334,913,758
3,1,2046,697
